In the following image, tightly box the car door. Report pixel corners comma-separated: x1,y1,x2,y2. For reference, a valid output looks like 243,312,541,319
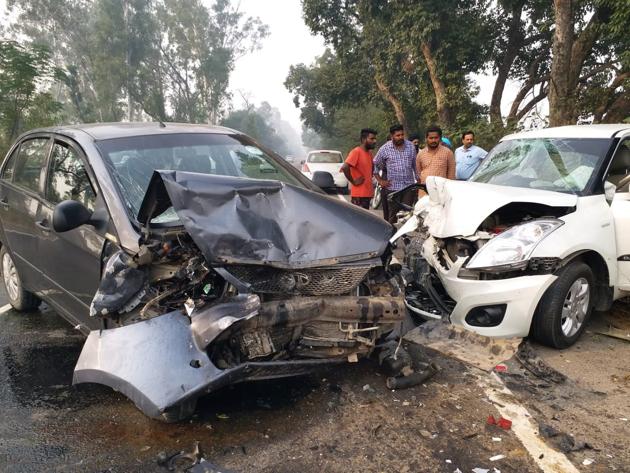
36,138,106,331
607,136,630,291
0,136,51,293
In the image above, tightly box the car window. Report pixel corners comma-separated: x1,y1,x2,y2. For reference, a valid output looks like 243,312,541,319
47,142,96,211
1,146,20,181
96,133,312,222
13,138,49,193
606,139,630,192
308,152,342,163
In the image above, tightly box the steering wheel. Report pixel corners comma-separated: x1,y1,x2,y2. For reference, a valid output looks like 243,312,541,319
616,174,630,191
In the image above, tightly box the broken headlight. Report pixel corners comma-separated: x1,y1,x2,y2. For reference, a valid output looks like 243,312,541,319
466,219,563,271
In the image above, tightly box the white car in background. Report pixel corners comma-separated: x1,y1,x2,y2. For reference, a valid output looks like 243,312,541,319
301,150,348,192
394,124,630,348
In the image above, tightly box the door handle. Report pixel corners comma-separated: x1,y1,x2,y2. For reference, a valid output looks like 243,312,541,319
35,219,51,232
0,197,8,209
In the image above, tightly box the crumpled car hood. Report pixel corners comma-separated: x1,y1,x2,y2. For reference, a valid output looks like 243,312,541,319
138,171,392,268
421,176,578,238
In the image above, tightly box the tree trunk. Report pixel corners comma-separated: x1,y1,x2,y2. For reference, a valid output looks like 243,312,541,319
374,72,409,132
420,41,452,126
490,1,525,126
548,0,574,126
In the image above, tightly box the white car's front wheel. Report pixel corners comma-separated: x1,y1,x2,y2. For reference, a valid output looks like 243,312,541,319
531,261,594,349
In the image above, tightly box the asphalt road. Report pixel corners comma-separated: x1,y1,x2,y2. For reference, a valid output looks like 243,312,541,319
1,279,628,472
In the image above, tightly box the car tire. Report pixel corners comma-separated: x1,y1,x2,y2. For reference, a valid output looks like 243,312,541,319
531,261,594,349
0,246,40,312
160,398,197,423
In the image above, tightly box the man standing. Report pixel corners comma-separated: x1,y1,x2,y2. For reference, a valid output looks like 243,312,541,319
455,130,487,180
416,125,456,190
341,128,377,209
373,124,418,223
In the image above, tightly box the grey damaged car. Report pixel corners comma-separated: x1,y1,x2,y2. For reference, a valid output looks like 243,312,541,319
0,123,406,421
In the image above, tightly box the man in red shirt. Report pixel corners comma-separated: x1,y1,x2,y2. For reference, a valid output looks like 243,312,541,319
341,128,377,209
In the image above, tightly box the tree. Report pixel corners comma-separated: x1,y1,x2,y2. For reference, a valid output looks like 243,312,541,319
548,0,629,125
7,0,269,124
0,41,63,154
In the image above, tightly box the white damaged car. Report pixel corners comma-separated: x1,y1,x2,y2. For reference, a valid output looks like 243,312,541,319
394,124,630,348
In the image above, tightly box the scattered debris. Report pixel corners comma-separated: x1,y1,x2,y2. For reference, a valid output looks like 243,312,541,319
515,342,567,384
492,437,502,442
537,422,594,453
216,413,230,420
386,361,439,390
472,468,489,473
489,454,505,461
487,415,512,430
419,429,433,439
404,321,521,371
494,364,508,373
583,458,594,466
362,384,376,394
593,311,630,342
158,441,234,473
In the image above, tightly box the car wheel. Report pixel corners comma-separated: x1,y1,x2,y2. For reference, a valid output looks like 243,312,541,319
531,261,594,349
0,247,40,311
160,398,197,423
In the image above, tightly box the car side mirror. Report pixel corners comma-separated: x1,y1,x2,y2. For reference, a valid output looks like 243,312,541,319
53,200,93,232
312,170,337,194
604,181,616,203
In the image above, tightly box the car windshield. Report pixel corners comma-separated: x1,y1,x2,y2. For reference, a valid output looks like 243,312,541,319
96,133,309,223
470,138,611,194
308,152,342,163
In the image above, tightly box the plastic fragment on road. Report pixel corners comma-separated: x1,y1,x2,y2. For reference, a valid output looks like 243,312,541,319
472,468,489,473
494,364,508,373
490,454,506,461
487,415,512,430
583,459,594,466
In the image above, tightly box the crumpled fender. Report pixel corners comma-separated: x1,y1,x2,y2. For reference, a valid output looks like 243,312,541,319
73,311,222,419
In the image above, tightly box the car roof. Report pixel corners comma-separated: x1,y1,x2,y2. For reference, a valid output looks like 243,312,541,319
502,124,630,141
27,122,239,141
307,150,342,154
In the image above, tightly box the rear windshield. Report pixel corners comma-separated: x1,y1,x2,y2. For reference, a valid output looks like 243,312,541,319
96,133,312,222
308,152,342,163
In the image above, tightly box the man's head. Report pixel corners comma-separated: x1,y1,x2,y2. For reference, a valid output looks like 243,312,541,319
409,133,421,149
462,130,475,149
389,124,405,146
426,125,442,149
360,128,378,150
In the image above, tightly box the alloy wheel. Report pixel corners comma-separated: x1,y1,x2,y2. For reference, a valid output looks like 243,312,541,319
560,277,590,337
2,252,19,302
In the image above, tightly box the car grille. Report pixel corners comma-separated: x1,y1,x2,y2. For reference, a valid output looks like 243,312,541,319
226,264,372,296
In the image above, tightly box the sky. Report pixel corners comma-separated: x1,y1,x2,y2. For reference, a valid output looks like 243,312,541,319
228,0,325,131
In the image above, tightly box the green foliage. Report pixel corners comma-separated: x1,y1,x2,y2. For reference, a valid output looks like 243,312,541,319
7,0,268,124
0,41,63,155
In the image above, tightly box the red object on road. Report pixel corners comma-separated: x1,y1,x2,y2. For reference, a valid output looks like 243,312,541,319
494,364,508,373
497,417,512,430
487,415,512,430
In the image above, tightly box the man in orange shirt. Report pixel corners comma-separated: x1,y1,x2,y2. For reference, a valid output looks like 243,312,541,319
341,128,377,209
416,125,456,193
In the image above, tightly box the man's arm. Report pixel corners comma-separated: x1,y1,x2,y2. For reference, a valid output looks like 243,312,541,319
447,150,456,180
372,146,390,188
416,150,423,181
